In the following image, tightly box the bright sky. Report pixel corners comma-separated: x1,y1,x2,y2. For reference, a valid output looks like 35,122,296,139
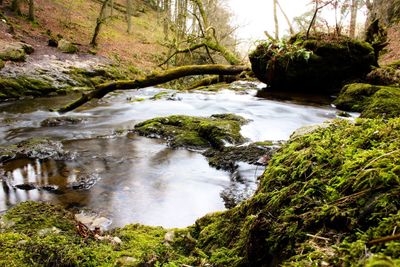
227,0,310,53
226,0,368,53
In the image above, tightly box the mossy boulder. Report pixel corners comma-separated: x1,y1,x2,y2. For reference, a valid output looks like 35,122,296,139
0,59,4,70
249,33,376,93
191,118,400,266
134,114,248,149
0,76,55,100
57,39,78,54
0,41,34,62
367,60,400,86
334,83,400,118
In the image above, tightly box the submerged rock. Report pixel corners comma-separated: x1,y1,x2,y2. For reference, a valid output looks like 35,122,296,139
0,138,74,163
249,33,376,93
40,116,84,127
134,114,248,149
334,83,400,118
203,143,278,172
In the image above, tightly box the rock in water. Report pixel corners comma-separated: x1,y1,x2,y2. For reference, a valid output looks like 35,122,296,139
249,33,376,93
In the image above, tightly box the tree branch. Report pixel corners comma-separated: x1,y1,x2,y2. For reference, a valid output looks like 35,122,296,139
57,64,249,113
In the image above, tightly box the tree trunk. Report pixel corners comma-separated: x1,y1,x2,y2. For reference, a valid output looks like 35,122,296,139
127,0,132,34
109,0,114,17
276,0,293,35
163,0,170,40
90,0,110,47
11,0,21,15
273,0,279,39
58,64,249,113
349,0,358,38
28,0,35,21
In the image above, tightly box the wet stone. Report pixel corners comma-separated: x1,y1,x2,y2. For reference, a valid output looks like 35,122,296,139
70,173,101,190
40,116,84,127
14,183,36,190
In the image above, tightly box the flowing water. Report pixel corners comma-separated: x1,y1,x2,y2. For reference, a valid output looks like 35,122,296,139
0,85,339,228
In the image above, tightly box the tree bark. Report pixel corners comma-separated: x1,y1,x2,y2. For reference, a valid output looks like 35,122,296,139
11,0,21,15
349,0,358,38
90,0,110,47
58,64,249,113
273,0,279,39
28,0,35,21
127,0,132,34
276,0,293,35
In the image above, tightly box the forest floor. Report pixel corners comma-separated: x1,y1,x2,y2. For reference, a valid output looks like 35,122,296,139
0,0,167,71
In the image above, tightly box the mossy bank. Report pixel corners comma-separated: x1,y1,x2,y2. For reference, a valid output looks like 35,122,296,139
1,118,400,266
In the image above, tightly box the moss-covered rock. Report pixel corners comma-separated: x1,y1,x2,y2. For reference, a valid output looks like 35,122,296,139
40,116,84,127
367,61,400,86
334,83,400,118
191,118,400,266
134,114,248,149
203,143,278,172
0,76,56,100
0,41,33,62
0,138,73,162
249,33,376,93
57,39,78,54
0,59,4,70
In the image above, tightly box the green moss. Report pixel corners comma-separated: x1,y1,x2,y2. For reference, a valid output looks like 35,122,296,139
0,48,26,62
334,83,400,118
0,76,55,100
250,33,376,93
0,59,4,69
367,63,400,86
57,39,78,53
2,119,400,266
134,114,248,149
150,91,169,100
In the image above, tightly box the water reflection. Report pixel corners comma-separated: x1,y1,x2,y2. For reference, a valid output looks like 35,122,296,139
0,136,241,228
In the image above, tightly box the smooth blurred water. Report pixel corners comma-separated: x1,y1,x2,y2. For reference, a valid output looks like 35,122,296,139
0,87,337,227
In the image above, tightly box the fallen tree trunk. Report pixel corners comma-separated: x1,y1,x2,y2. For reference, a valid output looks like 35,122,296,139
58,64,249,113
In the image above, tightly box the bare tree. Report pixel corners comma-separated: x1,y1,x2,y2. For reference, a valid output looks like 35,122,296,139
127,0,133,34
307,0,334,38
10,0,21,15
349,0,358,37
273,0,279,39
276,0,294,35
91,0,111,47
28,0,35,21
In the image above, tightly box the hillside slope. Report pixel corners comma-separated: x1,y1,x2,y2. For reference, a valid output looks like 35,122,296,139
0,0,166,70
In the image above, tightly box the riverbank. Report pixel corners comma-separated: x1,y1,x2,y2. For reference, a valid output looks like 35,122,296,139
1,117,399,266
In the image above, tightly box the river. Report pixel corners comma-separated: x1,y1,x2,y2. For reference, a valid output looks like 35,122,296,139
0,85,339,228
